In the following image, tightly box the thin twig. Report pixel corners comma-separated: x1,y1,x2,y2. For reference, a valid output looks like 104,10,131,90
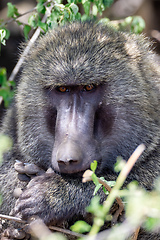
103,144,146,214
2,0,54,27
97,178,124,225
2,7,37,27
130,226,141,240
0,213,26,223
49,225,85,238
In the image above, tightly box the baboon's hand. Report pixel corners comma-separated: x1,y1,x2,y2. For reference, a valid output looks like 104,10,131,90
13,173,57,224
14,161,45,182
13,172,83,225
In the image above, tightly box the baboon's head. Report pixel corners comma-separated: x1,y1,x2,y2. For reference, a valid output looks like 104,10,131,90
17,22,160,175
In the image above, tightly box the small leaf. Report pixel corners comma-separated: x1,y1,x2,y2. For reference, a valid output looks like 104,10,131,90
7,3,19,18
90,160,97,172
63,9,70,20
38,21,47,32
131,16,145,34
86,195,106,219
0,29,6,46
70,3,79,15
83,1,90,16
70,220,91,233
114,157,126,173
93,184,102,195
28,14,38,28
23,25,31,40
0,68,7,85
144,217,160,231
75,12,81,20
92,4,98,16
37,2,46,14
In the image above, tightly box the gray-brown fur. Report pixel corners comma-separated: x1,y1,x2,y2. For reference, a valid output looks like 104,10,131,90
0,22,160,239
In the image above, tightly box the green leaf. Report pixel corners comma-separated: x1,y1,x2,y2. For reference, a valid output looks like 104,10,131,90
4,28,10,39
93,183,102,195
86,196,101,214
0,29,6,46
38,21,47,32
74,12,81,20
98,18,110,25
23,25,31,40
0,28,9,50
28,14,39,28
86,195,106,219
7,2,19,18
144,217,160,231
37,2,46,14
131,16,145,34
63,9,70,20
92,4,98,16
9,80,16,87
16,20,23,26
114,157,126,172
90,160,97,172
70,220,91,233
0,68,15,108
83,1,90,16
0,68,6,85
67,0,78,3
81,14,91,21
70,3,79,15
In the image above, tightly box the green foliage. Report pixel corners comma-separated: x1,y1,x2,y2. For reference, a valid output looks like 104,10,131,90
91,160,115,195
110,16,146,34
0,28,10,48
1,0,115,41
130,16,146,34
70,220,91,233
90,160,97,172
0,29,7,46
114,156,126,173
125,181,160,231
7,2,20,18
0,68,15,108
23,25,32,41
70,158,160,239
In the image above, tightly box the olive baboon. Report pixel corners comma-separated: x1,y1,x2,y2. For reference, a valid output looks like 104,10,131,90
0,22,160,239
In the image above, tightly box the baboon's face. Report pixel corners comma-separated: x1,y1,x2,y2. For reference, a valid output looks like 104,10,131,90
45,83,114,174
18,23,152,176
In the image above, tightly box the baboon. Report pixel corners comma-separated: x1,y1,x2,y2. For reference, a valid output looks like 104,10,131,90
0,21,160,239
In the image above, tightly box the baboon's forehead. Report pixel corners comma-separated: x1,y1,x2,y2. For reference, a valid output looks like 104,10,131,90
23,22,151,87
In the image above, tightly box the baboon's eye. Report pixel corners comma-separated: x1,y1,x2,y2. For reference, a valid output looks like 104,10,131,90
56,86,69,93
84,84,95,92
